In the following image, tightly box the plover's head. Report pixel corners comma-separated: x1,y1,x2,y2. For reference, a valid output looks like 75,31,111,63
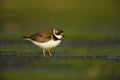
53,28,65,39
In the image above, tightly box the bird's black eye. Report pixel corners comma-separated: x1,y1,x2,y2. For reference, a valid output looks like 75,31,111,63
59,31,63,34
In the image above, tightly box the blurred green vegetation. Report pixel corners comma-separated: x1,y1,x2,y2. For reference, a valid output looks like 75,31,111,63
1,60,120,80
0,0,120,41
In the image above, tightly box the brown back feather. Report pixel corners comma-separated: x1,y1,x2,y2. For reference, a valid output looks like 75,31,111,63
30,28,53,43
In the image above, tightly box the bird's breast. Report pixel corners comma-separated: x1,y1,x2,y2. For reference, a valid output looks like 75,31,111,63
32,39,61,49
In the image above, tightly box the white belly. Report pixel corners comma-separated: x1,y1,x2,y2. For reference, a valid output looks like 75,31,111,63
32,39,61,49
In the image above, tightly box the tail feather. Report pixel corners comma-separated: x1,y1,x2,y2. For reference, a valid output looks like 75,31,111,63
22,36,31,40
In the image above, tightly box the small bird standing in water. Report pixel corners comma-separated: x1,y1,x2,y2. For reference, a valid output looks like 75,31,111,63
23,28,65,57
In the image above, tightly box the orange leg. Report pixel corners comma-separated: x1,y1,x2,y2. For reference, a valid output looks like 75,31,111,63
42,48,46,57
48,49,52,56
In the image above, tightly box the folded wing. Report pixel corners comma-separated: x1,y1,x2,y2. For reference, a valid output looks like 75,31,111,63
30,28,52,43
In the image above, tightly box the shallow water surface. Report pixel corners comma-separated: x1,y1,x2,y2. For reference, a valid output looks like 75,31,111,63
0,40,120,80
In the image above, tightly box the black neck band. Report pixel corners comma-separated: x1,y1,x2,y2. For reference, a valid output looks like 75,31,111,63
52,28,61,41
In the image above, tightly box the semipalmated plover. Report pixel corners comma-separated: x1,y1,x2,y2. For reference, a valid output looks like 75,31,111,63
23,28,65,57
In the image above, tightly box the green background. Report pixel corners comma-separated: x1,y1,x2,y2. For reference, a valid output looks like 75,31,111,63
0,0,120,41
0,0,120,80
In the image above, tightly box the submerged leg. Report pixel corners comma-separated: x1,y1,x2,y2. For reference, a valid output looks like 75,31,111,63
48,49,52,56
42,48,46,57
